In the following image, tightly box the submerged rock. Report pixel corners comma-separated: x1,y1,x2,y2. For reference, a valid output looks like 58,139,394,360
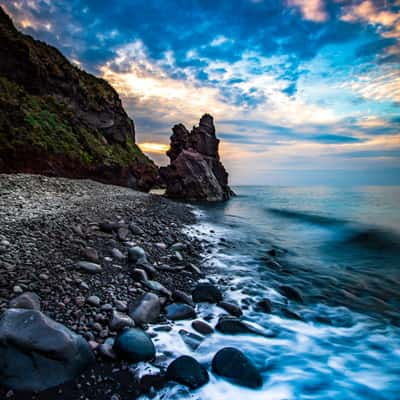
255,298,273,313
218,301,242,317
160,114,234,201
211,347,262,389
279,285,304,303
165,303,196,321
166,356,209,389
113,328,155,363
192,283,222,303
0,309,94,392
215,316,254,335
128,293,161,325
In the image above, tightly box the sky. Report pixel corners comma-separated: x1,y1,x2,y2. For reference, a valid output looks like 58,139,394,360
1,0,399,185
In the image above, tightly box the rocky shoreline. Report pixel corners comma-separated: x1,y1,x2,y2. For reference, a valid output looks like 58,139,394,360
0,174,203,399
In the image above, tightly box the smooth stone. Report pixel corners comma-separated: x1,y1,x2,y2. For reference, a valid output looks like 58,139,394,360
9,292,40,311
174,251,183,262
132,268,148,282
144,280,171,297
113,328,155,363
218,301,242,317
212,347,262,389
192,283,222,303
215,316,254,335
129,223,143,235
255,299,272,313
117,227,130,241
170,242,185,251
279,285,304,303
191,320,214,335
0,309,94,392
128,293,161,325
98,338,116,359
109,311,135,331
165,303,196,321
12,286,23,294
179,329,204,350
111,248,125,260
166,356,209,389
101,303,113,311
99,222,120,233
76,261,102,273
86,296,101,306
115,300,127,311
128,246,147,264
172,290,194,306
186,264,202,275
82,247,99,262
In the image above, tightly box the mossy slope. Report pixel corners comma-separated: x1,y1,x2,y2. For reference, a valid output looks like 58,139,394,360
0,7,158,190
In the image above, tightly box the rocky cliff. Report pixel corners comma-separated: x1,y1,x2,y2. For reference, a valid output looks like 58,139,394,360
0,7,158,191
160,114,234,201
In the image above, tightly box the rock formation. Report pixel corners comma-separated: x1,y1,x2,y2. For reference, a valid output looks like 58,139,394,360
0,7,158,191
160,114,234,201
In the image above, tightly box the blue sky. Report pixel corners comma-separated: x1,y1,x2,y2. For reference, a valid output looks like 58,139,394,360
2,0,399,185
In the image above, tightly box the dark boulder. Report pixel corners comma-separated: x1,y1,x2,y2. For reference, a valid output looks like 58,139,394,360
113,328,155,363
215,316,254,335
218,301,242,317
0,309,94,392
166,356,209,389
165,303,196,321
255,299,272,313
192,283,222,303
211,347,262,389
192,320,214,335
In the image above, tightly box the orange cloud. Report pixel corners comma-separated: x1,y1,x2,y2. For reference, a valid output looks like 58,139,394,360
138,142,169,154
288,0,327,22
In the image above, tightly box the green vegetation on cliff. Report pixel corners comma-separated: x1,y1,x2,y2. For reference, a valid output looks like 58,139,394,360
0,6,158,190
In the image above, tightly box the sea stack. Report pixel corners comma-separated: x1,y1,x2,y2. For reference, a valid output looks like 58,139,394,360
160,114,234,201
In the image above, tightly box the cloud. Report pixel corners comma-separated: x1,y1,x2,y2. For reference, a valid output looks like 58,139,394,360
288,0,327,22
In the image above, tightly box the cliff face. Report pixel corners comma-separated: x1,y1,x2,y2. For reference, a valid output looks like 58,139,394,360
0,7,158,191
160,114,234,201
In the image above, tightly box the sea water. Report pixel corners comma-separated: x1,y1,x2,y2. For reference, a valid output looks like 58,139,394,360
142,185,400,400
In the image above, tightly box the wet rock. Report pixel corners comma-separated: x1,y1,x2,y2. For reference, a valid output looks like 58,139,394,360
192,283,222,303
218,301,242,317
211,347,262,389
115,300,128,312
12,286,23,294
128,246,147,264
128,293,161,325
129,223,143,235
166,356,209,389
215,316,254,335
282,308,303,321
113,328,155,363
178,329,204,351
279,285,304,303
109,311,135,331
172,289,194,306
0,309,94,392
165,303,196,321
76,261,102,273
99,222,120,233
9,292,40,311
192,320,214,335
255,299,272,313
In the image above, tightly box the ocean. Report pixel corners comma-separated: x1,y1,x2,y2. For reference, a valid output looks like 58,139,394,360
144,185,400,400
